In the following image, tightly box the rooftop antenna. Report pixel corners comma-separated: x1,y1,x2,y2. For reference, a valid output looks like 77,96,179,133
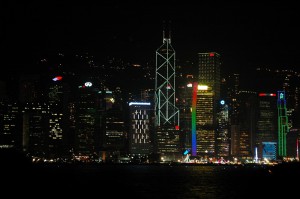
162,20,172,43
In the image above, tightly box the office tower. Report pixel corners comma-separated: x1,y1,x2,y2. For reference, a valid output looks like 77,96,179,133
196,52,221,157
22,102,49,157
196,85,215,157
234,91,257,160
129,102,152,156
48,76,65,157
198,52,221,100
277,91,289,158
154,28,180,161
0,101,20,149
177,74,195,154
223,74,240,125
75,81,102,159
221,74,240,159
216,100,230,158
102,89,127,161
256,93,277,159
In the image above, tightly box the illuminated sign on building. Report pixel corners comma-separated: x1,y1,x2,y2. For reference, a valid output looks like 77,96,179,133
84,82,92,87
129,102,151,106
187,83,192,88
198,85,208,90
220,100,225,105
52,76,63,81
262,142,277,160
259,93,276,97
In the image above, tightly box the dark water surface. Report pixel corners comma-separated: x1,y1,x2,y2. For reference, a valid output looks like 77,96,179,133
4,162,298,198
0,148,298,199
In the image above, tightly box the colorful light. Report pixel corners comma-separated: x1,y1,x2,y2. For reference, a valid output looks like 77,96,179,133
52,76,63,81
192,82,198,156
209,53,214,57
259,93,276,97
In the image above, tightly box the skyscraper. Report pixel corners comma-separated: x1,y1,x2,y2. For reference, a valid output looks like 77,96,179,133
154,28,180,161
196,52,221,157
256,93,277,159
277,91,289,158
129,102,152,155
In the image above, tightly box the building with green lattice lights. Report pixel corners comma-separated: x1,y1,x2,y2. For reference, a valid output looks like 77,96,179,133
277,91,289,158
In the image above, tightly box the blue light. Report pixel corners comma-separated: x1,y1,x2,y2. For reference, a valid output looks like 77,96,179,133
220,100,225,105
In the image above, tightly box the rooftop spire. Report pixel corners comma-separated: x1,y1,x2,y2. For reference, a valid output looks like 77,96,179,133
162,20,172,43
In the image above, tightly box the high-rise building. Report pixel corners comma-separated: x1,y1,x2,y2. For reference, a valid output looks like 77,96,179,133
256,93,277,159
233,91,257,160
196,52,221,157
75,81,102,158
0,100,20,149
128,102,152,155
154,29,180,161
277,91,289,158
198,52,221,100
196,85,215,157
216,100,230,158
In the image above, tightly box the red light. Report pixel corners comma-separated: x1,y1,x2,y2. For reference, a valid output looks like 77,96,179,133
175,125,180,130
52,76,63,81
259,93,276,97
209,53,214,57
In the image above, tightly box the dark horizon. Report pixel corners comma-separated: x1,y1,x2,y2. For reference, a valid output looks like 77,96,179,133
3,2,300,74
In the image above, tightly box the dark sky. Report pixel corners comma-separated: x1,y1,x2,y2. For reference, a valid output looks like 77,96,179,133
3,2,300,73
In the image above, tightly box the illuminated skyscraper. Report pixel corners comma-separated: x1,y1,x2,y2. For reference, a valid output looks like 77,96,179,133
129,102,152,155
256,93,277,159
154,28,180,161
216,100,230,158
198,52,221,100
196,85,215,157
277,91,289,158
155,29,179,127
196,52,221,157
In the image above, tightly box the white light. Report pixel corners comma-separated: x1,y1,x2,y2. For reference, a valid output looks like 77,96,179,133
187,83,192,88
198,85,208,90
84,82,92,87
129,102,151,106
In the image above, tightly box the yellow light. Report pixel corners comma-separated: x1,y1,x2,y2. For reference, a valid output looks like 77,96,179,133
198,85,208,90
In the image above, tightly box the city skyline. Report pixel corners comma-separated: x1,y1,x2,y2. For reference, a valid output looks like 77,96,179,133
3,2,300,74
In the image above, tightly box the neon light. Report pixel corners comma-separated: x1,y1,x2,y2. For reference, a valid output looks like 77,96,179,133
52,76,63,81
255,147,258,163
220,100,225,105
259,93,276,97
183,149,190,155
129,102,151,106
297,138,299,160
198,85,208,90
84,82,92,87
192,82,198,156
277,90,288,157
209,53,214,57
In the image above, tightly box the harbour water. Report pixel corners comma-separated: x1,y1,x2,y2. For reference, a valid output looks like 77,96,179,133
4,162,299,198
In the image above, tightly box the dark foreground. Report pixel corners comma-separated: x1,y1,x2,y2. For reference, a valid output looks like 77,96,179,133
1,150,300,198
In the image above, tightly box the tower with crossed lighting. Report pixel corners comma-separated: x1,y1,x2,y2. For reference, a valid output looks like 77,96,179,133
154,27,180,161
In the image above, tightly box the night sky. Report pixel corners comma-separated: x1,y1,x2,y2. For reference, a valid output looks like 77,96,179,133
3,2,300,73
